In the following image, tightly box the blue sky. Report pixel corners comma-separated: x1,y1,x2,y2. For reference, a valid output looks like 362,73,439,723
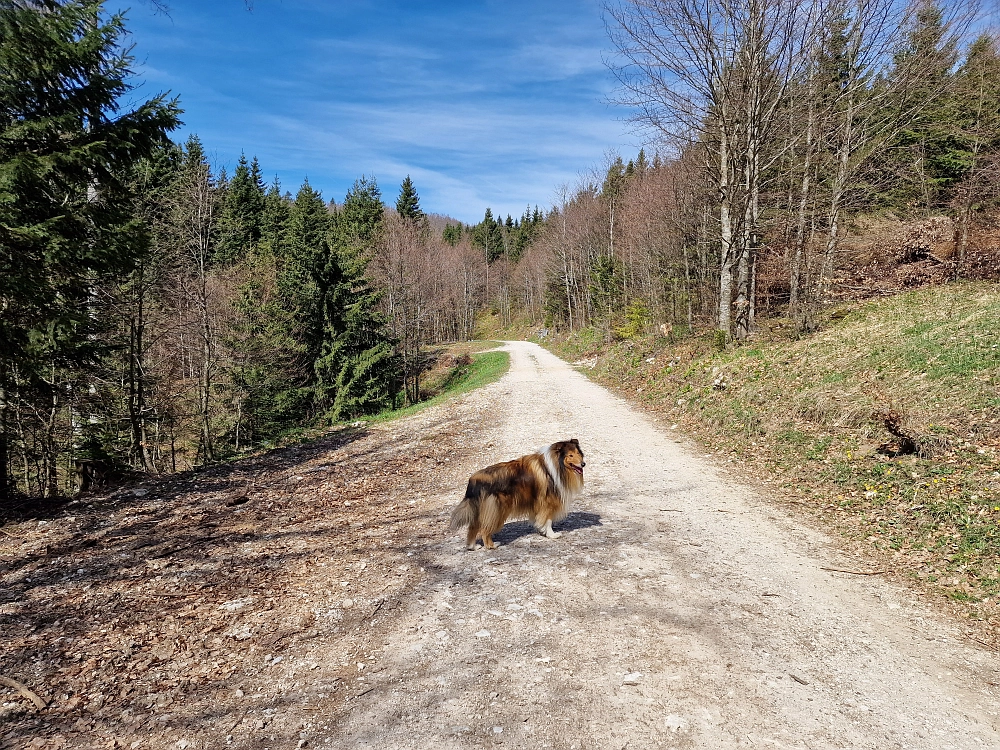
121,0,638,224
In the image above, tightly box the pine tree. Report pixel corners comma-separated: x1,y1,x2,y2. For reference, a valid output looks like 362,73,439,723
0,0,180,500
395,175,424,221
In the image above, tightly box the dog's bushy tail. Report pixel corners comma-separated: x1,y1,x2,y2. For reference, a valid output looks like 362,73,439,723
449,497,476,531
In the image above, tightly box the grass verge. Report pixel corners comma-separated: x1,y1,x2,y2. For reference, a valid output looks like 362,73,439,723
543,282,1000,635
368,347,510,423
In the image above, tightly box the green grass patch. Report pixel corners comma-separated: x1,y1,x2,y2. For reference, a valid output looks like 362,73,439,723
367,349,510,424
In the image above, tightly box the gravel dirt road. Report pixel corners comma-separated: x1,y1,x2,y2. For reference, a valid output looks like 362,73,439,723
333,340,1000,749
4,340,999,750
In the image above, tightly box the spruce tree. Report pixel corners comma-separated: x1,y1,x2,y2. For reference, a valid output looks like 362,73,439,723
281,179,329,369
602,156,627,201
0,0,180,500
338,175,384,251
260,177,290,257
952,33,1000,261
226,169,304,443
635,148,649,174
113,142,183,472
314,177,397,420
885,0,960,211
472,208,503,262
442,222,463,246
395,175,424,221
217,152,266,265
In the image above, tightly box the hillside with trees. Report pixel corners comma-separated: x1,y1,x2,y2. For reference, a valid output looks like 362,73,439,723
0,1,498,502
4,0,1000,505
497,0,1000,341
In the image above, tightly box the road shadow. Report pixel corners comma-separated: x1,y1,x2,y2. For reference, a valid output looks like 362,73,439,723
492,510,603,546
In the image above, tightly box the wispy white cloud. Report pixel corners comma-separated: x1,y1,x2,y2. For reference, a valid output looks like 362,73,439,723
124,0,640,224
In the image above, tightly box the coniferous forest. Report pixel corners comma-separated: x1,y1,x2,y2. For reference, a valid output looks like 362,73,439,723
3,0,1000,503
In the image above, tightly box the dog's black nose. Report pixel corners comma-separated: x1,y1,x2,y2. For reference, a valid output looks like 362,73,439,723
581,461,586,467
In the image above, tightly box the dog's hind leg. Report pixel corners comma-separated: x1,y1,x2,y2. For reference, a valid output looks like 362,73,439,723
478,494,503,550
465,525,479,551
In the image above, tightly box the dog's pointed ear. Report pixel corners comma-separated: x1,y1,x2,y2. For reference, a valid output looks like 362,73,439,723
570,438,579,446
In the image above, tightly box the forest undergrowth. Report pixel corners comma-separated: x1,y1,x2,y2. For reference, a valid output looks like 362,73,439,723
0,347,509,526
542,282,1000,639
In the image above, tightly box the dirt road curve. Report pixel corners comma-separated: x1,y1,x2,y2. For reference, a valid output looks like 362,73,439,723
334,340,1000,749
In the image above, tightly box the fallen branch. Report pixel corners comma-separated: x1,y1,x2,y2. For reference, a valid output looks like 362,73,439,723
144,591,203,598
227,709,249,733
820,566,889,576
658,508,683,512
788,673,809,685
152,536,216,559
0,676,47,709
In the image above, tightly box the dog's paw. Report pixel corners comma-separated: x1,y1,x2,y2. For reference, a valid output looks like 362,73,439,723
546,531,563,539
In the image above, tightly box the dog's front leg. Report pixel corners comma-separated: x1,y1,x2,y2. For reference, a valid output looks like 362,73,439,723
540,519,562,539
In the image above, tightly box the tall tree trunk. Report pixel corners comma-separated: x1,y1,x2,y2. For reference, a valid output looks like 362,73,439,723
198,265,215,463
718,113,735,339
791,89,816,310
43,366,60,498
0,369,9,504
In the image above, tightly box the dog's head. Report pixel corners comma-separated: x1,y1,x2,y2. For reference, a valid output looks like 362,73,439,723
557,438,585,479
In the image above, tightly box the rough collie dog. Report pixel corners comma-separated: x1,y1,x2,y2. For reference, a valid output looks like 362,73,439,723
450,439,585,550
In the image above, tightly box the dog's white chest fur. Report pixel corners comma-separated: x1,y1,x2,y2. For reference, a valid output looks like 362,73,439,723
538,444,579,502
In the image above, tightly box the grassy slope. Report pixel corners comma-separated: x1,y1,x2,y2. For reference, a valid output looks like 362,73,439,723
547,282,1000,629
368,347,509,423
